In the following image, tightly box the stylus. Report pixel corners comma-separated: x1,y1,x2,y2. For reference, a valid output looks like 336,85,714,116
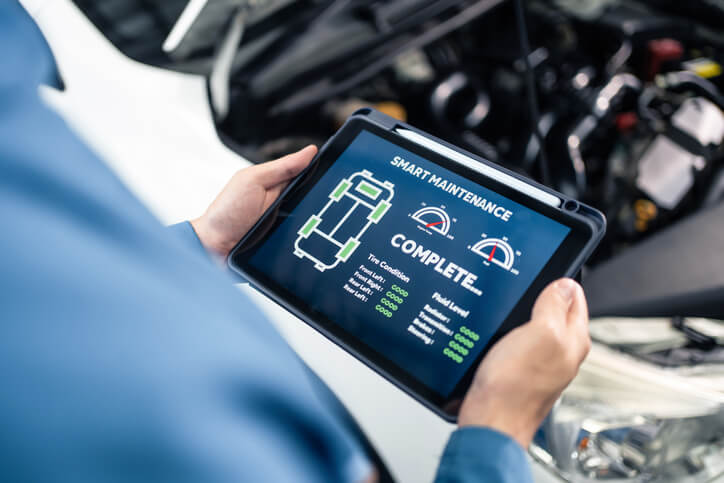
394,128,562,208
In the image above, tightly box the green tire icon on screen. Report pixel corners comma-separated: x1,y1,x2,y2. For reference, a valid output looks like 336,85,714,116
294,170,394,272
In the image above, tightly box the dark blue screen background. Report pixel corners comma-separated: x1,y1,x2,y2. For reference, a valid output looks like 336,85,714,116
249,130,570,396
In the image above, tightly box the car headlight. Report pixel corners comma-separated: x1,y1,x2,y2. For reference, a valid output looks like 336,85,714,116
531,318,724,482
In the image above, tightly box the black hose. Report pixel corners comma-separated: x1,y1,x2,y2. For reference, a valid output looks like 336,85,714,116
661,71,724,112
514,0,551,186
637,86,662,122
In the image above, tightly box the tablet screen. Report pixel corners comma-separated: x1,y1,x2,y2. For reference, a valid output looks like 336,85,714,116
246,129,570,397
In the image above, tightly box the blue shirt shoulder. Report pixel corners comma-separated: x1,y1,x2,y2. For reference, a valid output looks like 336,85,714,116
0,2,531,481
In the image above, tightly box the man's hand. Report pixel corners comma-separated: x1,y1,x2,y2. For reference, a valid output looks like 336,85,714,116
458,278,590,448
191,146,317,258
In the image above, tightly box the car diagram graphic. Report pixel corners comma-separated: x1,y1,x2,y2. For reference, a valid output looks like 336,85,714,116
294,170,394,272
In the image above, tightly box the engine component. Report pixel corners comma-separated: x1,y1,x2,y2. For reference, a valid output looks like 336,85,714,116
532,340,724,482
560,74,642,198
393,48,436,84
683,58,723,80
588,316,724,366
635,135,705,210
584,201,724,319
671,97,724,148
324,98,408,129
430,72,490,130
646,38,683,80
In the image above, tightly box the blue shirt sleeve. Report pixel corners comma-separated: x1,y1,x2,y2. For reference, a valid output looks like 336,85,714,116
167,221,248,283
435,427,533,483
167,221,209,255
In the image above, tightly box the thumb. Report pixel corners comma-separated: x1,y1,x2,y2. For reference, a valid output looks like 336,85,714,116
531,278,577,328
252,145,318,188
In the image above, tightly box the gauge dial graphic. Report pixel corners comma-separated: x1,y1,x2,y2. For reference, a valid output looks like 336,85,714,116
470,235,520,275
411,206,452,236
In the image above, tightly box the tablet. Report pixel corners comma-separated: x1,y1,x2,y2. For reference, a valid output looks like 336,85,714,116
229,108,605,421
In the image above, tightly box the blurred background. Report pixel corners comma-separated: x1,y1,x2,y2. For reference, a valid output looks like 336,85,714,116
22,0,724,481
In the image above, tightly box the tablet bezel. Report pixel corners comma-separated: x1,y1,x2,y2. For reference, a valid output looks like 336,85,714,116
229,117,597,421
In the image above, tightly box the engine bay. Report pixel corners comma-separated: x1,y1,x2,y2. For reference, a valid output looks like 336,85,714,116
72,0,724,269
213,0,724,266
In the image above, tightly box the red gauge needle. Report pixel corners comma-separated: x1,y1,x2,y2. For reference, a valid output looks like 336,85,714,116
487,242,498,261
425,221,445,228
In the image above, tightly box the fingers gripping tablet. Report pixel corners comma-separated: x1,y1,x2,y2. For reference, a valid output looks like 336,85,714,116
229,108,605,421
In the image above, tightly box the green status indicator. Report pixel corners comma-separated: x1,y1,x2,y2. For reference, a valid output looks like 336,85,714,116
444,326,480,363
376,284,408,318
